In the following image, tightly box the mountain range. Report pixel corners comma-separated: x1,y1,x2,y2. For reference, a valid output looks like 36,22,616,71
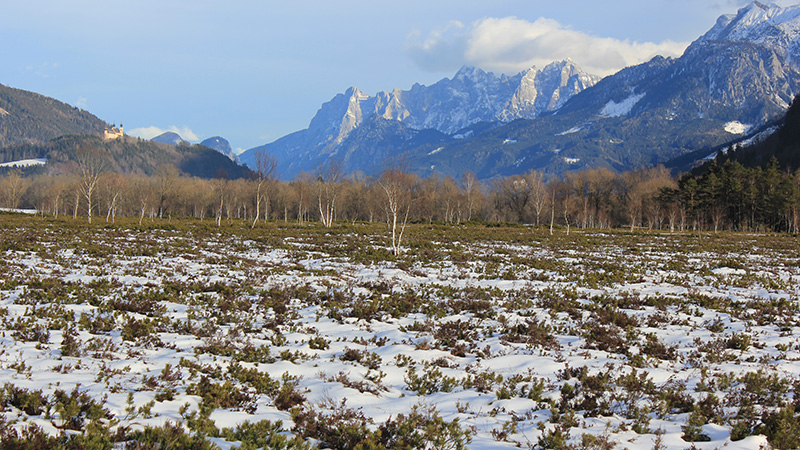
241,1,800,180
241,59,599,177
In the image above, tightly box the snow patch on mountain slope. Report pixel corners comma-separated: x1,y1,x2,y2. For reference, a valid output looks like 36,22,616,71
724,121,750,134
740,125,778,146
703,125,779,161
557,126,584,136
600,93,645,117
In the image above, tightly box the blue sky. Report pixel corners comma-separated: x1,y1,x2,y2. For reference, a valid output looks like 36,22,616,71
1,0,790,152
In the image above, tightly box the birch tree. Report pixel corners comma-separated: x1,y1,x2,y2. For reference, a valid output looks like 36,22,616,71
527,170,548,226
460,171,481,222
378,165,416,256
101,172,125,224
315,160,342,227
75,147,107,223
251,150,278,228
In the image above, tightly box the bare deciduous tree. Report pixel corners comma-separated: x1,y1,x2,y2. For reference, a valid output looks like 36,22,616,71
75,147,107,223
460,171,481,222
211,178,228,227
291,173,313,224
130,176,157,226
155,164,180,219
251,150,278,228
0,169,30,210
48,177,69,219
101,173,125,224
526,170,548,225
494,174,532,223
378,164,416,256
315,160,342,227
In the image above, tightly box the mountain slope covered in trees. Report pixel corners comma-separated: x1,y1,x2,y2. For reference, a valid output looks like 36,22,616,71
0,135,252,179
713,94,800,171
0,84,107,147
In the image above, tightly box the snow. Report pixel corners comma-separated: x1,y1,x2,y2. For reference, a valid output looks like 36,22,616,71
502,139,517,144
563,157,580,164
557,126,583,135
739,125,778,146
600,92,645,117
724,121,750,134
2,223,799,449
704,2,800,43
0,208,37,214
428,147,444,156
702,125,777,161
0,158,46,168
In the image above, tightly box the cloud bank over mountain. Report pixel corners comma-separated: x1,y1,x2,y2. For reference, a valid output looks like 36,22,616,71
406,16,690,76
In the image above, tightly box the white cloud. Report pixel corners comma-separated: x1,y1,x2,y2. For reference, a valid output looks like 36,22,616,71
127,125,199,141
75,97,88,110
406,17,690,77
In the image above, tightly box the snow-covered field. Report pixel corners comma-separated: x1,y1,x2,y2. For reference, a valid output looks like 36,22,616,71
0,158,46,168
0,218,798,449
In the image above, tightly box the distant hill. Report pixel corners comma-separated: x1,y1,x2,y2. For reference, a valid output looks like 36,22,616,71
152,132,189,146
0,83,107,147
200,136,237,161
0,135,253,179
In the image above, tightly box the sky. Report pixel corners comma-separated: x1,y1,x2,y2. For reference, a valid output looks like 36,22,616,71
1,0,795,153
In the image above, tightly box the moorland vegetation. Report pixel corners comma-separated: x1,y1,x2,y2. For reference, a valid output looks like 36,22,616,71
0,214,797,449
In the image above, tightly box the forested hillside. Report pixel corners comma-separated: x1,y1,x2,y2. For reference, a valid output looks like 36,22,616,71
0,84,106,147
0,134,252,179
715,95,800,171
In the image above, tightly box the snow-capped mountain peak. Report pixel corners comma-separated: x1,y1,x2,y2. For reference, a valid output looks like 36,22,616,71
453,65,492,82
302,61,599,144
499,60,601,121
699,2,800,54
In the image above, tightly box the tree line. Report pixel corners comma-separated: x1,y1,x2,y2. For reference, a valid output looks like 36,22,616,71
1,148,799,234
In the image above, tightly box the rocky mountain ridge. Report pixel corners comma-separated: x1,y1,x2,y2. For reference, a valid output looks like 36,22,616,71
241,60,599,177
